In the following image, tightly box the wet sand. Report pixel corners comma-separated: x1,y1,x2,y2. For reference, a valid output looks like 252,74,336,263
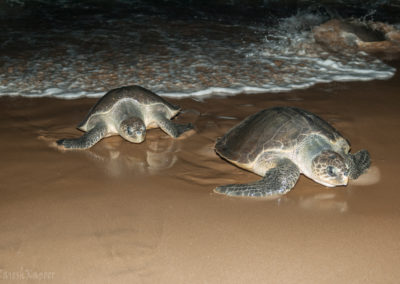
1,64,400,283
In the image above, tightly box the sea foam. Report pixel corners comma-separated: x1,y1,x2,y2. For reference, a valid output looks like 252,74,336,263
0,11,395,99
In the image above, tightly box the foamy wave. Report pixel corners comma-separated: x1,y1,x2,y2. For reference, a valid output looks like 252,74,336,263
0,11,395,99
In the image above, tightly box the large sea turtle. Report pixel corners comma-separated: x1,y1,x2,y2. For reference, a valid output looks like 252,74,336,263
214,106,370,197
57,85,193,149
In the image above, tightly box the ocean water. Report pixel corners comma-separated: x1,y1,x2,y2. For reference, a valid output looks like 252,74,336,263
0,4,396,99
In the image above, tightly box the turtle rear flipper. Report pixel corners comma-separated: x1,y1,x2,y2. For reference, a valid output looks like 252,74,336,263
214,158,300,197
347,149,371,179
57,123,107,149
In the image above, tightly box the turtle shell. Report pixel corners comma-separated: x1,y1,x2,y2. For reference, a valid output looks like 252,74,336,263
78,85,180,130
215,107,348,166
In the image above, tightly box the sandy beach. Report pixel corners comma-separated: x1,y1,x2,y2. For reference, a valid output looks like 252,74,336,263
1,61,400,283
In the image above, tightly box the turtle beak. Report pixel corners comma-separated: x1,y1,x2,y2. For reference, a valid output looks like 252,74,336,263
133,128,146,143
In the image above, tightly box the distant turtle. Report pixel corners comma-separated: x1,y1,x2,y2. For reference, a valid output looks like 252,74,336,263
57,85,193,149
214,106,370,197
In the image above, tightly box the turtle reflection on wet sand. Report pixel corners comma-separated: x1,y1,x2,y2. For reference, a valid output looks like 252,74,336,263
215,106,370,197
57,85,193,149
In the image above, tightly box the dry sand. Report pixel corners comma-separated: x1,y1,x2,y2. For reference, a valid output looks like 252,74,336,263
1,63,400,283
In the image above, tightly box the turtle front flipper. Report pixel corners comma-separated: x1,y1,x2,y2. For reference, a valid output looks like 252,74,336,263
346,149,371,179
57,123,107,150
156,115,193,138
214,158,300,197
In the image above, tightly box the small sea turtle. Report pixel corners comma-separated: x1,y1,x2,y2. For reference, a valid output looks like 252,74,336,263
57,85,193,149
214,106,370,197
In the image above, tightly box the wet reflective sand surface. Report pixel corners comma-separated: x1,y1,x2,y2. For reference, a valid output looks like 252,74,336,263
1,66,400,283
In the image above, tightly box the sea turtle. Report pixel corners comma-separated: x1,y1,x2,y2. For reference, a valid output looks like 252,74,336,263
214,106,370,197
57,85,193,149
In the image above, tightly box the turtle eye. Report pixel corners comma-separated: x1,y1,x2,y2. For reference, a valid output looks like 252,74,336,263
127,126,134,135
327,166,336,177
135,130,142,136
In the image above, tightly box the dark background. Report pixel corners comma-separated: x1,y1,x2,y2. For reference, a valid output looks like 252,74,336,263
1,0,399,24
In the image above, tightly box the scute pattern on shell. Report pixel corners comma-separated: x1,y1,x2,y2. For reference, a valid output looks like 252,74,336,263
215,107,344,165
78,85,180,129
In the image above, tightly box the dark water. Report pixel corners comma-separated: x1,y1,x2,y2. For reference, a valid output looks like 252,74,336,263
0,0,397,99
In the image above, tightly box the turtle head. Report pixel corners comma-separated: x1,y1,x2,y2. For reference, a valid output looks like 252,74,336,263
311,150,349,187
119,118,146,143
